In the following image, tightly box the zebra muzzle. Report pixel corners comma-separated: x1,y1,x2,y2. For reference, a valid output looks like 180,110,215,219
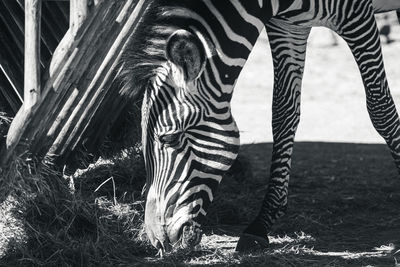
173,222,203,250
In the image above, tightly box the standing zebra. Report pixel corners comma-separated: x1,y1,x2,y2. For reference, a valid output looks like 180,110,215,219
119,0,400,253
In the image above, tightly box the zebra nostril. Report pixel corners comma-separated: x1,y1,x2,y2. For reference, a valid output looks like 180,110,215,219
181,223,202,249
169,221,190,245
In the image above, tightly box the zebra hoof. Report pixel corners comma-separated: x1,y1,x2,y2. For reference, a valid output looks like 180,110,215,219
235,233,269,252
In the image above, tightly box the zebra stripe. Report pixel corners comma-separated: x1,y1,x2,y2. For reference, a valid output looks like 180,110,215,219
118,0,400,252
238,0,400,251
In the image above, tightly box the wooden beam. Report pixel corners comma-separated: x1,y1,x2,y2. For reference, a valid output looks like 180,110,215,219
48,0,91,83
24,0,42,109
3,0,42,155
70,0,89,36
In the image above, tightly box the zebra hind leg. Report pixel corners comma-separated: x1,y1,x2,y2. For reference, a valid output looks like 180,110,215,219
338,7,400,173
236,20,311,252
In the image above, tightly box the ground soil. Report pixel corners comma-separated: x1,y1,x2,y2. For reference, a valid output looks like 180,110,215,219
188,142,400,266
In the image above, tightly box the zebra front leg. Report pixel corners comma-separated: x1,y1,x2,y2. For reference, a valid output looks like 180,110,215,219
236,20,311,252
338,5,400,173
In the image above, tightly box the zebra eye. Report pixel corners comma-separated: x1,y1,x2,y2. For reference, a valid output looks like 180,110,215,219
159,132,182,147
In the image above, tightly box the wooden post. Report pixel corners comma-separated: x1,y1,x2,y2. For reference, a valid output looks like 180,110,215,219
24,0,41,109
70,0,89,36
4,0,42,157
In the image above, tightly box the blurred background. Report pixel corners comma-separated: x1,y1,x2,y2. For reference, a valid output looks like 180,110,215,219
232,12,400,145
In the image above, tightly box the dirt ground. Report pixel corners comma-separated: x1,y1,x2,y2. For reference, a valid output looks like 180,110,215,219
1,12,400,267
125,142,400,266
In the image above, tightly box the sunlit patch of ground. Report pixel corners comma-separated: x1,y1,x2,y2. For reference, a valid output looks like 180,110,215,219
0,142,399,265
140,232,399,265
232,12,400,145
0,196,26,258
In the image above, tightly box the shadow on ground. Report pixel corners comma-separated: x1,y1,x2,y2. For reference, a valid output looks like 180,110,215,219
1,142,399,266
202,142,400,266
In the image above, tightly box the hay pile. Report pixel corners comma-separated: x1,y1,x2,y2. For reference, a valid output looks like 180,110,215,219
0,108,157,266
1,108,399,266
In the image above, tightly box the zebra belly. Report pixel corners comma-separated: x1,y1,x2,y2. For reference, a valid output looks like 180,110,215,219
372,0,400,12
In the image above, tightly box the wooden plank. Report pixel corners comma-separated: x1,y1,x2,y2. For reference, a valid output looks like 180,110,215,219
44,0,148,158
70,0,88,36
61,0,147,158
4,0,42,154
24,0,42,109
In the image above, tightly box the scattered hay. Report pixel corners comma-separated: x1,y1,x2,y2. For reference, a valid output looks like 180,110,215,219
0,195,27,259
0,118,153,266
0,112,399,266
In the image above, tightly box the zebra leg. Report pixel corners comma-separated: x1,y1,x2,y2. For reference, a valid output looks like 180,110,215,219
337,7,400,173
236,20,311,252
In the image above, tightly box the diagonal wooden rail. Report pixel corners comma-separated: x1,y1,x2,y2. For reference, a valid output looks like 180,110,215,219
1,0,149,169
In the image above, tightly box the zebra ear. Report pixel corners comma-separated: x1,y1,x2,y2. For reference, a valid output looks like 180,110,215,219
166,30,206,81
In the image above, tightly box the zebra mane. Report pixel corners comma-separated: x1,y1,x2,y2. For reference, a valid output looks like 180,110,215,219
118,0,177,101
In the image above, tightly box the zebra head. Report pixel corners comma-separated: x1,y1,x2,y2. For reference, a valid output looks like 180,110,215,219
141,29,240,252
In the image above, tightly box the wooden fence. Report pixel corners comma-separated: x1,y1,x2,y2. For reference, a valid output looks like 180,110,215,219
0,0,69,113
0,0,149,170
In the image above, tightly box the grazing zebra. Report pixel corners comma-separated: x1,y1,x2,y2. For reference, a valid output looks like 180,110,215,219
119,0,400,253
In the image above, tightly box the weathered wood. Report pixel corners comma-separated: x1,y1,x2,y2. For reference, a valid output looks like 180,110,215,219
3,0,149,169
70,0,89,36
7,0,43,158
24,0,42,109
49,0,92,79
54,0,147,158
